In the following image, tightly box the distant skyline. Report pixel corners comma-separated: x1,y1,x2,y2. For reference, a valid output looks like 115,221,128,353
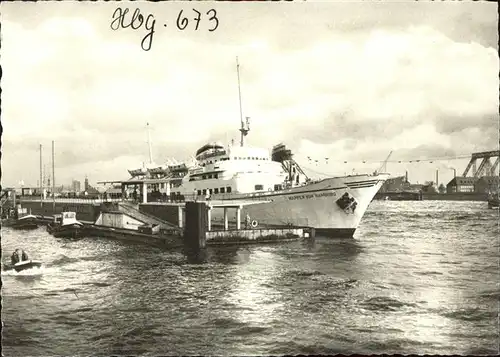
1,1,498,188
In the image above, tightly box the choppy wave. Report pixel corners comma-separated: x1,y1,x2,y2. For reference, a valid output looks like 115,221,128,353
361,296,418,312
1,200,498,356
441,307,497,322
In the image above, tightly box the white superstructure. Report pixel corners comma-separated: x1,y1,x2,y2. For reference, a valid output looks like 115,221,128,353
181,143,301,197
125,132,388,237
122,59,389,237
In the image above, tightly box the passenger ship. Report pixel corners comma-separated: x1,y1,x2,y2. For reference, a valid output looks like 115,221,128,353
126,61,389,237
128,121,388,237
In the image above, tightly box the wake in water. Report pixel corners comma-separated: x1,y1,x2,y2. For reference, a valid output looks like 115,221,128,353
1,265,45,277
1,253,80,276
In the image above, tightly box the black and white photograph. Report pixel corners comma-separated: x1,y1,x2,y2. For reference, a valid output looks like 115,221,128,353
1,0,498,355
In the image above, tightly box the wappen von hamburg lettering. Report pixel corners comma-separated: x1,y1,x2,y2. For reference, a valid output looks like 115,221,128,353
110,7,220,51
288,192,337,201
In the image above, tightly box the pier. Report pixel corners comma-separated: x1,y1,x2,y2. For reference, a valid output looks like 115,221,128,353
7,197,313,250
183,201,313,249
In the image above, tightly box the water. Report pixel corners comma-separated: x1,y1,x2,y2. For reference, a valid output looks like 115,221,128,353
2,201,498,356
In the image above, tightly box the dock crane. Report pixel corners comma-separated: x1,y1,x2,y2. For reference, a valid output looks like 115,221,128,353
376,151,393,174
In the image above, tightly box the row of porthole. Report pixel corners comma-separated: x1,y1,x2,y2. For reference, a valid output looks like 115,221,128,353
199,170,267,180
197,187,233,196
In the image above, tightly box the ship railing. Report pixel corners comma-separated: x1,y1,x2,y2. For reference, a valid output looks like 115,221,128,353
18,197,125,204
142,192,276,204
152,192,273,203
55,192,278,205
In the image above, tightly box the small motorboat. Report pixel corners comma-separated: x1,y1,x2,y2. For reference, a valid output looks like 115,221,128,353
3,249,43,272
11,214,39,230
5,207,39,230
486,191,499,209
47,212,84,239
488,197,499,209
3,260,43,273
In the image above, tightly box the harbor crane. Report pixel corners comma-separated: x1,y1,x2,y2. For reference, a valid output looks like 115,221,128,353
462,150,499,178
377,151,393,174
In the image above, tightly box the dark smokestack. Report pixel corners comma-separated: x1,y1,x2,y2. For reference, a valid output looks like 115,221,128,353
436,169,439,188
405,171,408,183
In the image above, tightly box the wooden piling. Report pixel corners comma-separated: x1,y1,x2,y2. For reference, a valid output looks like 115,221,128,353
184,202,207,252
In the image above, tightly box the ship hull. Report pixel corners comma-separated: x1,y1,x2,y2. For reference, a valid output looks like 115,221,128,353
3,260,43,273
202,174,387,238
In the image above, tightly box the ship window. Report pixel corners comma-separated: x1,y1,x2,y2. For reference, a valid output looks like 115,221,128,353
214,188,219,194
202,175,206,179
234,157,237,160
202,189,206,195
255,184,264,190
220,187,225,193
227,186,232,193
214,174,218,179
197,190,202,195
209,189,213,194
207,174,212,179
274,184,282,191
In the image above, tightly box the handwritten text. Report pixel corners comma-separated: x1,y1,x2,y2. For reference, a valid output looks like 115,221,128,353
110,7,220,51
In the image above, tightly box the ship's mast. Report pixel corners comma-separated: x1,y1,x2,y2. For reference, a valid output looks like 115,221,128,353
52,140,56,209
147,122,153,164
236,57,250,147
39,144,43,206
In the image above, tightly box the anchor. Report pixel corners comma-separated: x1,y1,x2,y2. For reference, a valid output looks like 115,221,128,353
336,192,357,214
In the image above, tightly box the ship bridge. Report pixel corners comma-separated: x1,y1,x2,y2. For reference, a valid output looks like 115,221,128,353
228,146,270,160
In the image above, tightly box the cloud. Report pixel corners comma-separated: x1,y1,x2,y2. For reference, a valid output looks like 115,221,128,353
262,26,498,152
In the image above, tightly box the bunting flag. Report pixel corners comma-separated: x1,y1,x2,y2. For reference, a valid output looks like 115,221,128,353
302,154,471,165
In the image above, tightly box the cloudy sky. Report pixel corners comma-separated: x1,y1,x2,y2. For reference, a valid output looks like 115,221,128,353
1,0,498,188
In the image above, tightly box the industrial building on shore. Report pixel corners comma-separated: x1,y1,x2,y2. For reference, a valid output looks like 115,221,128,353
378,174,498,195
446,176,499,194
